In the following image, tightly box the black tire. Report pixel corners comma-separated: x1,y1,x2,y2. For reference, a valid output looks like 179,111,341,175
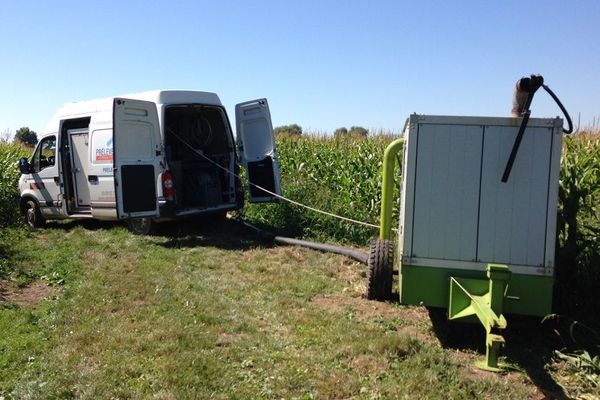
127,217,155,235
24,199,45,228
365,239,394,300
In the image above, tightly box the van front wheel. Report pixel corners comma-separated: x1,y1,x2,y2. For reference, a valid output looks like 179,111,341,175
24,200,45,228
127,217,155,235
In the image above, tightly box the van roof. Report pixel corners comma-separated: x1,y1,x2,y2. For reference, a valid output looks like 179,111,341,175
45,90,223,133
123,90,222,107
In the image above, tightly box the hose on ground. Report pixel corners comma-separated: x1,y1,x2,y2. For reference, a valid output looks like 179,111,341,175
228,216,368,264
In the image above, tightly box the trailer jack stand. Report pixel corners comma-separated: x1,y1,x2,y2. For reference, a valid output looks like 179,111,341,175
448,264,511,371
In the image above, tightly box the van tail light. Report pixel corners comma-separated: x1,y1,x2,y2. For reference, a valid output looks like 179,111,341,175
162,171,175,201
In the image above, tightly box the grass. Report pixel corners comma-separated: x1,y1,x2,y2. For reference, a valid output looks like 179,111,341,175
0,220,545,399
1,132,598,397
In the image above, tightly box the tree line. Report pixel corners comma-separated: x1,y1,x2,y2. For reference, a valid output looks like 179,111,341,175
8,124,371,145
273,124,369,137
2,127,38,146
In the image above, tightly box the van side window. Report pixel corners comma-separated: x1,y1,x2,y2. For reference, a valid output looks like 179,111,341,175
32,136,56,172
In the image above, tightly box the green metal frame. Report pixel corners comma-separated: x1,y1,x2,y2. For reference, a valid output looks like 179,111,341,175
398,263,553,317
398,262,553,371
377,138,555,371
379,138,404,241
448,264,511,371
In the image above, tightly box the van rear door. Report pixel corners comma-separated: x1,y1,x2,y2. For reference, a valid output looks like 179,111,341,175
113,98,161,219
235,98,281,203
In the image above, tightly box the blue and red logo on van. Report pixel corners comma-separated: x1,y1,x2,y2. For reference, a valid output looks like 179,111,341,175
95,137,113,162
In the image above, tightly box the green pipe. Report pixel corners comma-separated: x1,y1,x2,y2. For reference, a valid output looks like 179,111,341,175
379,138,404,240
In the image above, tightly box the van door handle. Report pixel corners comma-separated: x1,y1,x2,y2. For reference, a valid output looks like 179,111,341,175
88,175,98,183
53,177,60,183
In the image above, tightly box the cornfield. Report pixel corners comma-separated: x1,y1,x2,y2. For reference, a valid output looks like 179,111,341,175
0,142,28,227
556,133,600,319
241,134,400,245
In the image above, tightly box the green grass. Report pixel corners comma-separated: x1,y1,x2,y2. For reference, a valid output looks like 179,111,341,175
1,133,599,398
0,220,543,399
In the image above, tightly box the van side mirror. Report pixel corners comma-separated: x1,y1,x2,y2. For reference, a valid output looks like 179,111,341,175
18,158,32,174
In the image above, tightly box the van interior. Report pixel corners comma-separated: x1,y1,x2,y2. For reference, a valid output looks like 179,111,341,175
60,117,91,214
164,105,237,211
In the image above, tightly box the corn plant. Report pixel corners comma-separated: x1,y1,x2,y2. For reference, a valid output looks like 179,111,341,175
555,133,600,319
0,143,29,226
242,133,400,245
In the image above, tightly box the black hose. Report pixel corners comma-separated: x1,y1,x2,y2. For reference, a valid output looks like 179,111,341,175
503,75,573,182
542,84,573,134
503,76,544,183
502,109,532,183
273,236,369,264
229,216,368,264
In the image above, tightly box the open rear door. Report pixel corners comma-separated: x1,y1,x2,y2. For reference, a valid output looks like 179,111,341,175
235,98,281,203
113,98,161,219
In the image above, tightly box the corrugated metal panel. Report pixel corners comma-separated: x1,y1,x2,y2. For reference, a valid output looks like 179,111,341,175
477,126,553,267
400,115,560,277
411,124,483,261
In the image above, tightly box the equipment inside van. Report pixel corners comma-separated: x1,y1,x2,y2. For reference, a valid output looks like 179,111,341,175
17,91,281,233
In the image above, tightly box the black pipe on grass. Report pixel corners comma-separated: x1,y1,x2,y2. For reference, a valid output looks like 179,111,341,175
229,216,368,264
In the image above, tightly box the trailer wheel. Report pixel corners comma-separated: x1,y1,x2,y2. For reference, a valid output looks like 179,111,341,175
365,239,393,300
24,199,45,228
127,217,155,235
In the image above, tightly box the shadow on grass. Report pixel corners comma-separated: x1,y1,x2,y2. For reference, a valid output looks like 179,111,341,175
43,217,274,252
428,308,568,399
156,216,274,251
44,219,122,231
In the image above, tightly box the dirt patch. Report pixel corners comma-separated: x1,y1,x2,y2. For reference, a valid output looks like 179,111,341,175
0,280,53,306
326,260,365,290
350,354,388,375
83,250,107,266
215,333,245,347
313,294,429,323
280,247,307,263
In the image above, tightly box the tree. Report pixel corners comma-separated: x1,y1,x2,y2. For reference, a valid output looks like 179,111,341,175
348,126,369,137
333,127,348,137
274,124,302,136
14,127,38,146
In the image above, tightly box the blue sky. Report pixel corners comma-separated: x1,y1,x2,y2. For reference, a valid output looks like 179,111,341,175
1,0,599,136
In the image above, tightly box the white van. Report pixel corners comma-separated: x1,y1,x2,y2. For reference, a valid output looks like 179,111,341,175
17,90,281,233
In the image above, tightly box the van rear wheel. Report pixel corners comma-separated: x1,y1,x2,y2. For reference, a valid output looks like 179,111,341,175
24,200,45,228
127,217,155,235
